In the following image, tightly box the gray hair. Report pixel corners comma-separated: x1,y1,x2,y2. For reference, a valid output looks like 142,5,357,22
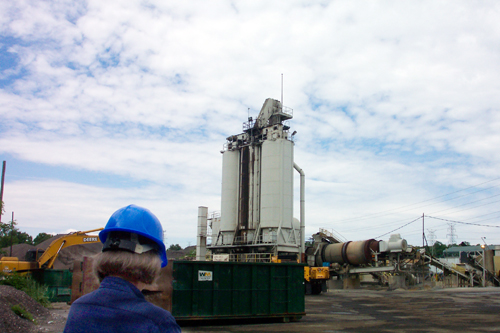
93,250,161,284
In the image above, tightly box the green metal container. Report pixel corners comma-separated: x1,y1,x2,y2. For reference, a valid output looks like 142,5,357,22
172,261,305,321
31,269,73,303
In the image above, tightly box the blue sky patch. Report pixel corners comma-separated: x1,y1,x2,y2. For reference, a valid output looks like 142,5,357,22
0,154,150,189
97,50,120,68
0,36,27,88
0,44,18,71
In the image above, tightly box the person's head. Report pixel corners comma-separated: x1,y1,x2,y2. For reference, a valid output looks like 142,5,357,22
94,205,167,284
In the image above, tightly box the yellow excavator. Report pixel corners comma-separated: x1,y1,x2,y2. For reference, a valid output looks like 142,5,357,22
0,228,103,273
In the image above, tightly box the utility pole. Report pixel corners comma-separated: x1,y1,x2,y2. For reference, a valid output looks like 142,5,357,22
422,213,425,248
10,212,14,256
0,160,6,224
421,213,429,285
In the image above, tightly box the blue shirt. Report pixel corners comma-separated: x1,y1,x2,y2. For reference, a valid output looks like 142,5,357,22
64,276,181,333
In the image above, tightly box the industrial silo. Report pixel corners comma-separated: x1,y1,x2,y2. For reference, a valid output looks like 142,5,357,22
219,149,239,245
208,98,303,260
260,137,294,243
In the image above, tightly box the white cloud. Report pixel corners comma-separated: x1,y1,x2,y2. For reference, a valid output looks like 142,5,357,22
1,0,500,247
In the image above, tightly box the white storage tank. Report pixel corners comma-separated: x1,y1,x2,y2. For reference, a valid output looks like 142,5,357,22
260,137,294,231
219,149,239,245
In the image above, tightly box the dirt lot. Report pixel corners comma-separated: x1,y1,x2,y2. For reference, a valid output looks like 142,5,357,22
35,303,69,333
9,286,500,333
181,287,500,333
0,285,66,333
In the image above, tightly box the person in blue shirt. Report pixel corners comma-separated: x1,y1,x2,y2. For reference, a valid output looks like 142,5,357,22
64,204,181,333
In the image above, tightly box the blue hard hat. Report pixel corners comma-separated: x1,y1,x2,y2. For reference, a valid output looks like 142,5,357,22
99,204,168,267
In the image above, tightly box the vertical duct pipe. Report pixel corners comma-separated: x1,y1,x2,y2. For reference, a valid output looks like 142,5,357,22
294,163,305,258
196,206,208,261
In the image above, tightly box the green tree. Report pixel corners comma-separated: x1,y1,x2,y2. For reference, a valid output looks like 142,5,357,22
33,232,53,246
184,249,196,259
430,241,449,257
0,218,33,248
168,244,182,251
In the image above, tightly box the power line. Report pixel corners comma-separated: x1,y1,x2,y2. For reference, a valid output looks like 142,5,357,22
428,193,500,215
353,204,500,238
342,217,416,232
430,198,500,217
463,210,500,221
374,212,500,243
333,177,500,224
375,216,422,239
426,215,500,229
467,215,500,224
342,197,500,234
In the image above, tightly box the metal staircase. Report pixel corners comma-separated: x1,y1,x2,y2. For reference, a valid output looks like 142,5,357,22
469,254,500,287
423,254,481,286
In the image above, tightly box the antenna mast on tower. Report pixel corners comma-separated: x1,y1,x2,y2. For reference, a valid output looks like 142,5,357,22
281,73,283,106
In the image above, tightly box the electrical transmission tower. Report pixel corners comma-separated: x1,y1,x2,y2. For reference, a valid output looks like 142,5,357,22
427,229,436,246
446,223,457,245
427,229,436,256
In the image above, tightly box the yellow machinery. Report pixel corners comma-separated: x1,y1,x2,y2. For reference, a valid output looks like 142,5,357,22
0,228,102,273
304,266,330,294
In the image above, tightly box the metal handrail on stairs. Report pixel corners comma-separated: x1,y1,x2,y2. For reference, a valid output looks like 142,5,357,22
471,255,500,287
423,254,480,286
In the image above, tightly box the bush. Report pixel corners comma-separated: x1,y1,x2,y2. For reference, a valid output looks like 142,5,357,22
0,272,28,289
0,273,50,307
25,278,50,308
185,249,196,259
11,304,36,323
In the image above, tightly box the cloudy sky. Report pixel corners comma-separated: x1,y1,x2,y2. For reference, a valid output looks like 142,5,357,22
1,0,500,249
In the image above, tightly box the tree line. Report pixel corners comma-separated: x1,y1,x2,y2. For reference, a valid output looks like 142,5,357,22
0,201,53,252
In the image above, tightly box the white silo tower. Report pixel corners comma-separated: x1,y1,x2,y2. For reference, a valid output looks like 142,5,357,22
209,98,305,261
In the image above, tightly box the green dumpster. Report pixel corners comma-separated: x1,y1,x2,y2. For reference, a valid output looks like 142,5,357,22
172,261,305,321
31,269,73,303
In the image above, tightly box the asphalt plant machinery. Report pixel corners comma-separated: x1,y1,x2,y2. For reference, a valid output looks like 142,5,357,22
205,98,305,262
195,98,419,296
304,231,417,293
181,98,306,321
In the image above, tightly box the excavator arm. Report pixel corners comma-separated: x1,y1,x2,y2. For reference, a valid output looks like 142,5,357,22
37,228,103,269
1,228,103,273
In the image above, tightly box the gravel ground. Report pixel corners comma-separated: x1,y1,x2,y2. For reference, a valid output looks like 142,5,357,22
5,285,500,333
0,285,67,333
34,303,69,333
183,287,500,333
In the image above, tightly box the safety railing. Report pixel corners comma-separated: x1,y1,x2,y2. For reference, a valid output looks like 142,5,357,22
281,106,293,117
206,252,274,263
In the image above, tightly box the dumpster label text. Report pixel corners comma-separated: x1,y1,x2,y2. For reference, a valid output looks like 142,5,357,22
198,270,213,281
